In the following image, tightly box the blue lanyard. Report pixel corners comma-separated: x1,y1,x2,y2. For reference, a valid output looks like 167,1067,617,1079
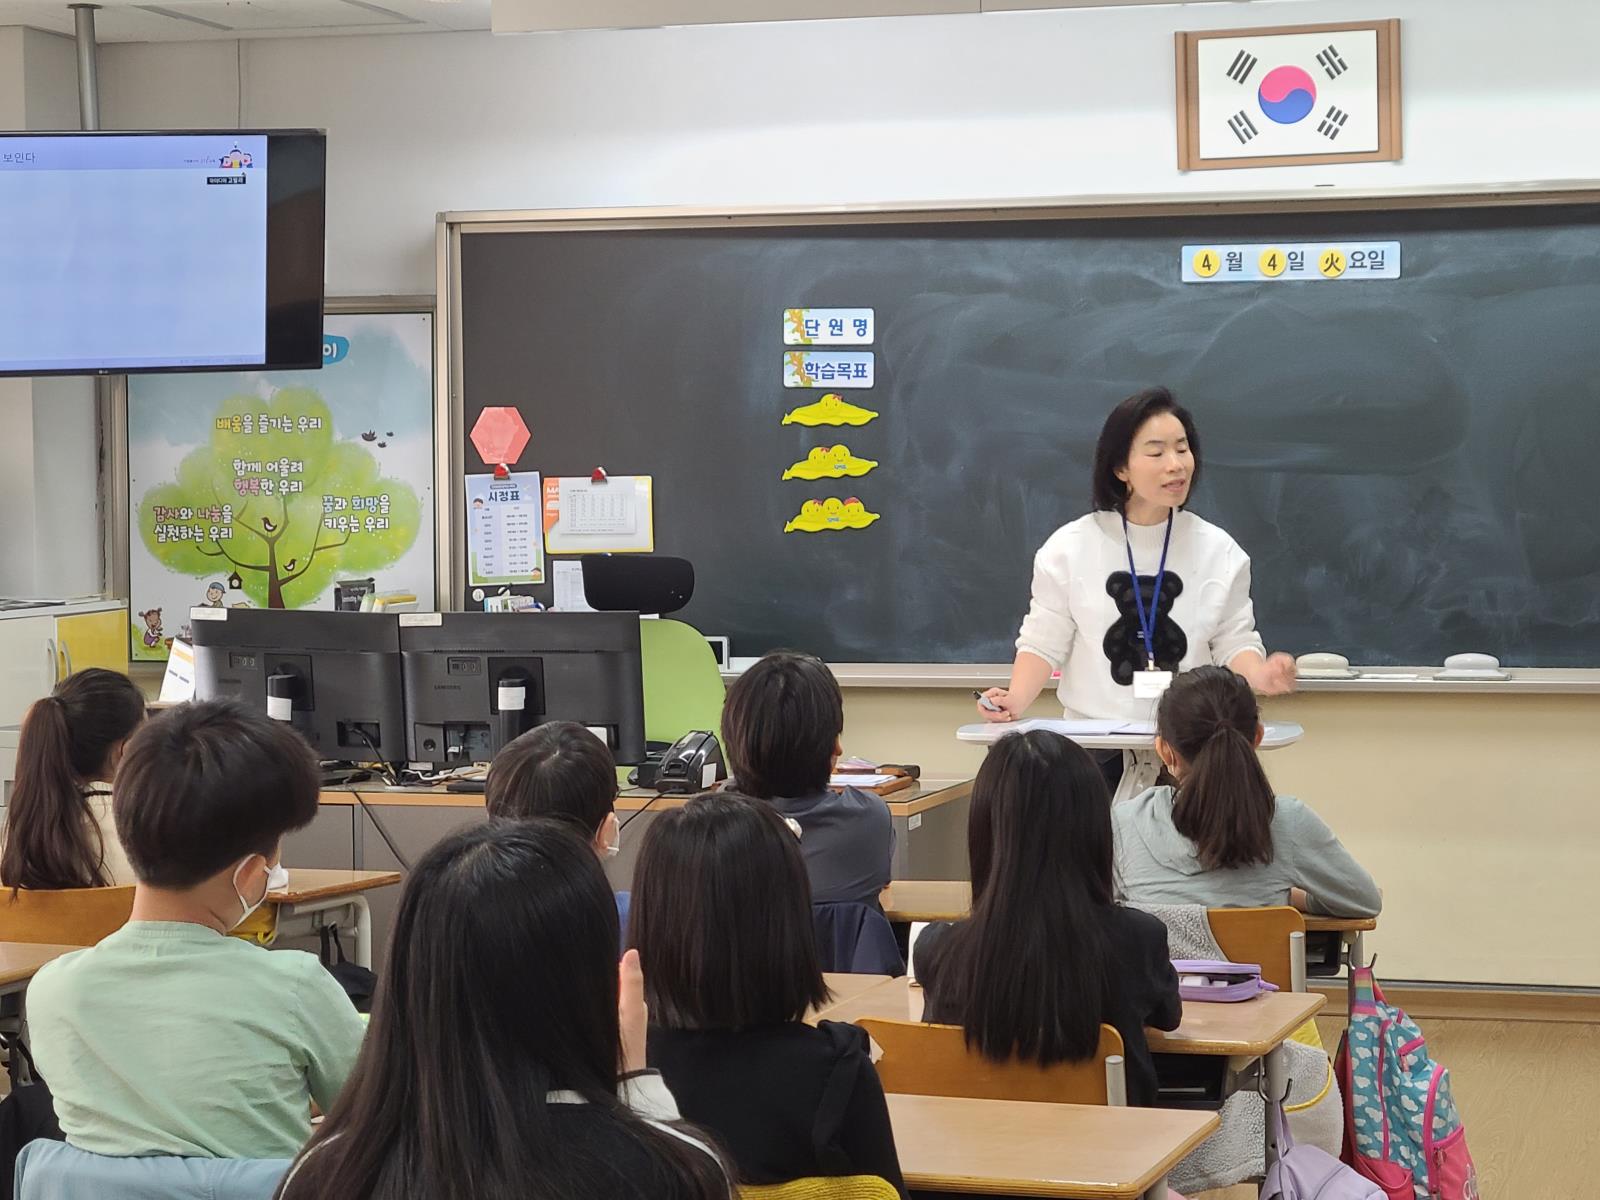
1122,511,1174,670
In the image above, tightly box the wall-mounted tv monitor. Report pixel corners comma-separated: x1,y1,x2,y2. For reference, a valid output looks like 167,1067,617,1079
0,130,326,376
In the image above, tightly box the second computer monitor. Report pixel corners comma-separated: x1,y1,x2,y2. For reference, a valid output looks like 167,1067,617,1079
399,611,646,766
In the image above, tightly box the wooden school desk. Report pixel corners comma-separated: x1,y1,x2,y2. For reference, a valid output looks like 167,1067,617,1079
814,972,892,1019
889,1093,1218,1199
268,869,402,970
819,975,1324,1173
1304,914,1378,968
880,879,970,923
310,776,975,882
0,942,76,1000
882,882,1381,974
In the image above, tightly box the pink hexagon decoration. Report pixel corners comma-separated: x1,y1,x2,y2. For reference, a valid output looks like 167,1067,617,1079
470,407,530,466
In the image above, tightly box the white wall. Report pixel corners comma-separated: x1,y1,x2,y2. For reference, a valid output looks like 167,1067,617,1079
0,29,25,124
0,28,98,599
23,29,82,131
99,0,1600,295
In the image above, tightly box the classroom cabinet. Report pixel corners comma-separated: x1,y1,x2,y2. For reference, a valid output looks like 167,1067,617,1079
0,603,129,728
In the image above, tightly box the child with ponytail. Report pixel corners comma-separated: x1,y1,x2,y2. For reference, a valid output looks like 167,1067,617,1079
1113,666,1380,917
1,669,147,890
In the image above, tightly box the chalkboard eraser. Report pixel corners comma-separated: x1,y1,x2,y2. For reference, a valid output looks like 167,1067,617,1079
1296,652,1354,678
1438,653,1509,680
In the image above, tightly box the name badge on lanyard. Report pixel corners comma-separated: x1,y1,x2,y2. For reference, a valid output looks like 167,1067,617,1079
1123,511,1175,700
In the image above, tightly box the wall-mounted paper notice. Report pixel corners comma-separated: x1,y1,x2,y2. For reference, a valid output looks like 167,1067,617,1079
466,471,545,585
159,638,197,702
543,475,654,555
552,560,596,612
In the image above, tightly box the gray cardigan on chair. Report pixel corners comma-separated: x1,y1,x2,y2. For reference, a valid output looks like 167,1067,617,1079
1112,786,1382,918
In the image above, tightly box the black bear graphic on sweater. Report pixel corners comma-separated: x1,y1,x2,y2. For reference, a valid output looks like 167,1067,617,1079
1102,571,1187,687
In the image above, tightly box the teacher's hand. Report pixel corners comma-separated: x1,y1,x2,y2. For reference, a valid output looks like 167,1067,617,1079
977,687,1024,722
1255,652,1299,696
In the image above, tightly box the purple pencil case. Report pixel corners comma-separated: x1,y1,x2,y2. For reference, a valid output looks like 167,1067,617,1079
1171,959,1279,1002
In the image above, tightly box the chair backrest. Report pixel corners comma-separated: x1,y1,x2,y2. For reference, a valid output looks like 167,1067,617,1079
0,886,135,946
812,901,904,976
16,1140,290,1200
740,1176,901,1200
639,618,726,745
857,1017,1126,1105
1209,905,1307,991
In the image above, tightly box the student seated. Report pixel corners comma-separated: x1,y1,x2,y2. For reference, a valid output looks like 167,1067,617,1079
633,793,905,1197
719,650,892,906
486,721,630,941
1115,666,1382,917
28,700,365,1159
914,729,1182,1107
1,668,146,889
277,819,730,1200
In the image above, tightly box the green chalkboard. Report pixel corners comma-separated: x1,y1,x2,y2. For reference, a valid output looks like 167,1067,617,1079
457,200,1600,666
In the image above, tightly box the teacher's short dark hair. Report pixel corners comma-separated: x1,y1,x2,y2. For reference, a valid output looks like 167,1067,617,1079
114,700,320,889
1092,386,1202,512
720,650,843,799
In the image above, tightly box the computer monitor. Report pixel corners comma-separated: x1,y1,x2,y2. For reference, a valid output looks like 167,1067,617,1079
399,612,645,766
190,609,406,763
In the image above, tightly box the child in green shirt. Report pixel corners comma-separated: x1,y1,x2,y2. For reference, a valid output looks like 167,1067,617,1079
29,700,366,1160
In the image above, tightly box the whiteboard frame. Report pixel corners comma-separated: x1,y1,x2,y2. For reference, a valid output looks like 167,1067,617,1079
437,181,1600,687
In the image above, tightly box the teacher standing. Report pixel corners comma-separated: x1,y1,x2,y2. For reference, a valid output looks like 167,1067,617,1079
977,387,1297,795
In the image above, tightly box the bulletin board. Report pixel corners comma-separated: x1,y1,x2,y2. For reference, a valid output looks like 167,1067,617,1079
125,304,437,660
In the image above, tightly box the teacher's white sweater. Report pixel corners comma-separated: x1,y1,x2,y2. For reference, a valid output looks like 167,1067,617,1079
1015,510,1265,723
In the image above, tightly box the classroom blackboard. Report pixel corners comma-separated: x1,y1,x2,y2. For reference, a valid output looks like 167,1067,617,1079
457,201,1600,666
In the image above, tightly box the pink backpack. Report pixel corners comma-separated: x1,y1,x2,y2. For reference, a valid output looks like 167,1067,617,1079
1335,965,1480,1200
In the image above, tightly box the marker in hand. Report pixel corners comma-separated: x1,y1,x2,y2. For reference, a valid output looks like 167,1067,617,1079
973,690,1003,714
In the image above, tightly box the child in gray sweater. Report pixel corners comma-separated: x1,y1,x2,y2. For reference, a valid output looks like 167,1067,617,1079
1113,666,1380,918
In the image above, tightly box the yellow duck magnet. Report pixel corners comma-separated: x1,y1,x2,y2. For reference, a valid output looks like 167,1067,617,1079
781,444,879,481
781,393,879,428
783,496,882,533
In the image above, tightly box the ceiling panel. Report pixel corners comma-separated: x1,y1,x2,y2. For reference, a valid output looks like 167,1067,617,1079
0,0,491,39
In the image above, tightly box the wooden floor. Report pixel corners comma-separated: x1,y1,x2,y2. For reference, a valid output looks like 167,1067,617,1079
1195,1013,1600,1200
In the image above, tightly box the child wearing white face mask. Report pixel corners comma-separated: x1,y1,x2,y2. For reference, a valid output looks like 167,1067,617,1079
486,721,631,948
27,700,365,1161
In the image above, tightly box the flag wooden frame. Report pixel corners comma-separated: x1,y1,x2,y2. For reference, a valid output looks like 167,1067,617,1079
1176,19,1402,171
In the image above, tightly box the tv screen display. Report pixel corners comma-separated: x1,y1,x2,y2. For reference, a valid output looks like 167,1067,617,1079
0,130,325,376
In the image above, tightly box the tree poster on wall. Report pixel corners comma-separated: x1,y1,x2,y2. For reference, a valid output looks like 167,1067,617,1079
128,311,436,661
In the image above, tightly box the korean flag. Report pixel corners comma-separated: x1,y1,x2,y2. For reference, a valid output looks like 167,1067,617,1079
1197,28,1380,160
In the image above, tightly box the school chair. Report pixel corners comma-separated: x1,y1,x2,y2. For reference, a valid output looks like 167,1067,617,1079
639,618,726,745
0,886,134,946
15,1139,290,1200
740,1177,900,1200
1207,905,1307,992
857,1017,1127,1105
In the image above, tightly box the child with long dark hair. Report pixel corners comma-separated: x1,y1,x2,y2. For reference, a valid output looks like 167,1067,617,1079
1,669,146,890
633,793,904,1197
1115,665,1380,916
914,729,1182,1106
278,819,730,1200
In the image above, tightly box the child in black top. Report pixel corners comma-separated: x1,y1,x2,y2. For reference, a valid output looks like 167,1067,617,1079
914,729,1181,1106
633,793,905,1196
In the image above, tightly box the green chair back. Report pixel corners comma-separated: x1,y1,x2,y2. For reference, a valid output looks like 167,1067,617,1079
639,618,726,745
